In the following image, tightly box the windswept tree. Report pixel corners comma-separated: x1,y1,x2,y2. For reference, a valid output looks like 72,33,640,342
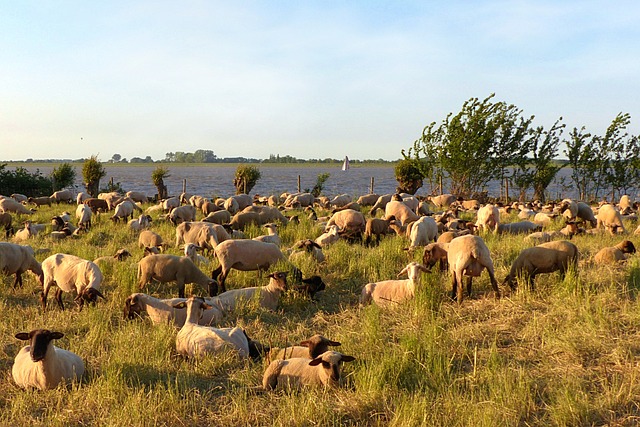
82,156,106,197
151,166,170,200
602,113,640,200
394,158,427,195
233,165,261,194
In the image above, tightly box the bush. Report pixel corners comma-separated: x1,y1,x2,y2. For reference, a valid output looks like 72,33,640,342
51,162,77,191
394,159,426,195
151,166,170,200
233,165,261,194
82,156,107,197
0,163,53,196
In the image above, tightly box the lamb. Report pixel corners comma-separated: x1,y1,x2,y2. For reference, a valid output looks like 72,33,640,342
128,214,152,231
138,229,166,251
111,200,136,223
293,275,327,300
214,271,288,312
211,239,288,293
137,254,218,298
262,350,355,391
475,204,500,233
75,203,92,230
383,200,419,226
315,225,340,247
12,329,84,390
422,242,450,272
497,221,542,235
270,335,341,360
0,197,34,214
173,296,262,359
41,253,106,310
596,203,626,234
83,198,109,213
408,216,438,247
183,243,210,266
28,196,52,207
447,235,499,303
93,248,132,266
364,216,396,246
253,223,281,246
0,242,44,288
123,293,223,327
360,262,429,306
13,221,38,242
169,205,197,226
289,239,325,263
503,240,579,291
594,240,636,264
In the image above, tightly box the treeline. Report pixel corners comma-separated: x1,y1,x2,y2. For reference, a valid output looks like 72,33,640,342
403,94,639,202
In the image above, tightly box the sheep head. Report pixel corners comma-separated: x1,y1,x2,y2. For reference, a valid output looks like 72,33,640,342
308,351,356,383
15,329,64,362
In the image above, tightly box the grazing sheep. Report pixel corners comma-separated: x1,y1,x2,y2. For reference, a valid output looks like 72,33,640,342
325,209,366,235
41,253,106,310
98,192,123,210
576,201,597,228
315,225,340,247
524,231,553,245
123,293,223,327
364,216,396,247
422,242,450,272
12,329,84,390
128,214,152,231
138,229,166,251
169,205,197,226
84,198,109,214
137,254,217,298
125,191,149,203
28,196,53,207
408,216,438,247
75,203,92,230
173,296,261,359
253,223,281,246
360,262,429,307
262,350,355,391
229,206,289,230
594,240,636,264
11,193,28,203
201,200,220,216
214,271,288,312
289,239,325,263
175,221,220,253
271,335,341,360
497,221,542,235
437,229,471,244
596,203,626,234
447,235,499,303
533,212,557,227
0,242,44,288
357,193,380,206
503,240,579,291
0,197,34,214
223,197,240,214
50,190,73,204
162,197,180,212
383,201,419,226
475,204,500,233
428,194,457,209
211,239,288,293
369,194,394,216
111,200,136,223
76,192,90,205
284,192,315,208
329,194,352,208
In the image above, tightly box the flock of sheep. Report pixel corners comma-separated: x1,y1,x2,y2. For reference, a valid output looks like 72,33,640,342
1,187,638,394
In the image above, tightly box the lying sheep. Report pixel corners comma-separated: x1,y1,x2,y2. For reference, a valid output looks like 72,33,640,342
128,214,152,231
211,239,288,293
12,329,84,390
357,193,380,206
214,271,288,312
0,242,44,288
253,223,281,246
497,221,542,235
360,262,429,307
202,209,231,225
123,293,223,327
559,198,578,220
293,275,326,300
596,203,626,234
503,240,579,291
137,254,218,298
11,193,28,203
173,296,262,359
289,239,325,263
271,335,341,360
183,243,210,266
41,253,106,310
447,235,499,303
93,249,131,266
315,225,340,247
13,221,38,242
594,240,636,264
533,212,557,227
428,194,457,209
262,350,355,391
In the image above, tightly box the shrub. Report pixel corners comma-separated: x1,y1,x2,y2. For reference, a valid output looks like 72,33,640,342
82,155,107,197
151,166,170,200
51,162,77,191
394,159,426,195
0,163,52,196
233,165,261,194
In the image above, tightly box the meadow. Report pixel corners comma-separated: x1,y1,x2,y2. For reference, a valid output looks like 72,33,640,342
1,200,640,426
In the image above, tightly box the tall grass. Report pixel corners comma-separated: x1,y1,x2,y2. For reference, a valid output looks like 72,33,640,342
1,203,640,426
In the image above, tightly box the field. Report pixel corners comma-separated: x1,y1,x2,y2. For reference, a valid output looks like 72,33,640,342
1,201,640,426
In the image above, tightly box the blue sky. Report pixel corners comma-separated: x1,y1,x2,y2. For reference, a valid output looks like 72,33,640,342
2,1,640,161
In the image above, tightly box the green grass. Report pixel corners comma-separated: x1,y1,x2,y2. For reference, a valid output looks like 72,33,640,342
1,203,640,426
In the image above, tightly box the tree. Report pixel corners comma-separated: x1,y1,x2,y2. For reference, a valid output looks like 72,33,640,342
394,159,426,195
111,154,121,163
564,127,595,200
151,166,170,200
602,113,640,200
233,165,261,194
51,162,76,191
82,155,106,197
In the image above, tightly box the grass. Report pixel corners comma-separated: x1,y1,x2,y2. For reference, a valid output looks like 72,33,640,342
1,202,640,426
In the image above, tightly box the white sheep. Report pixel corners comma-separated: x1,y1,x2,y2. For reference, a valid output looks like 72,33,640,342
175,221,220,253
252,223,281,246
270,335,341,360
162,197,180,212
137,254,218,298
447,235,499,303
138,229,166,251
12,329,84,390
11,193,28,203
0,197,34,215
125,191,149,203
428,194,457,209
50,190,74,204
41,253,106,310
92,248,131,266
169,205,197,225
112,200,136,223
262,350,356,391
360,262,429,307
596,203,626,234
183,243,210,266
315,225,340,247
128,214,152,231
75,203,92,230
383,200,419,226
475,204,499,233
123,293,223,327
13,220,38,242
214,271,288,312
76,192,90,205
325,209,366,234
0,242,44,288
408,216,438,247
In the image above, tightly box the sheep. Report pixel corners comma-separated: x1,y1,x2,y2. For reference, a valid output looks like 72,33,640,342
271,335,341,360
454,199,481,211
329,194,352,208
169,204,197,226
437,229,471,244
619,194,633,212
229,206,289,230
383,200,419,226
175,221,219,253
422,242,450,272
50,190,73,204
576,201,597,228
360,262,429,306
93,248,132,266
315,225,340,247
364,216,396,246
41,253,106,310
214,271,288,312
559,198,579,220
231,193,254,211
0,242,44,288
183,243,210,266
111,200,137,223
428,194,457,209
51,215,66,231
173,296,262,359
12,329,84,390
447,235,499,303
11,193,28,203
0,212,13,237
503,240,579,291
594,240,636,264
28,196,53,207
162,197,180,212
369,194,393,216
293,275,327,300
0,197,34,214
289,239,325,263
188,195,207,209
123,293,223,327
13,220,38,242
408,216,438,247
75,203,92,230
533,212,557,227
596,203,626,234
201,200,220,216
128,214,152,231
325,209,366,235
211,239,287,293
497,221,542,235
138,229,166,251
83,198,109,214
223,197,240,214
76,192,90,205
253,223,281,246
284,192,315,208
356,193,380,206
475,204,500,233
202,209,232,225
125,191,149,203
137,254,218,298
262,350,355,391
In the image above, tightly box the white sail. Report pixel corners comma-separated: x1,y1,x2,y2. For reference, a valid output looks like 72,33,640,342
341,156,350,171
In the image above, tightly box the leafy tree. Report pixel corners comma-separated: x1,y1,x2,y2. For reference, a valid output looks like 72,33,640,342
111,154,121,163
0,164,52,196
233,165,261,194
308,173,330,197
564,126,595,200
394,159,426,195
151,166,170,200
602,113,640,200
82,155,106,197
51,162,77,191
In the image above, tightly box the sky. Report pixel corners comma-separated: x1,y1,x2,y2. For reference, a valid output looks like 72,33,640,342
2,1,640,162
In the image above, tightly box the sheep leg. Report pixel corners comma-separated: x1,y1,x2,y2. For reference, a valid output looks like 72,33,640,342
487,269,500,299
177,280,186,299
13,272,23,289
451,273,459,301
456,273,464,303
466,277,472,298
55,288,65,310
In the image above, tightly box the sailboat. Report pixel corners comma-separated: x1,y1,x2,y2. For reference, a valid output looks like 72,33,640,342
341,156,350,171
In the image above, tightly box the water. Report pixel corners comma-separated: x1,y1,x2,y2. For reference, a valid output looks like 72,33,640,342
10,163,595,200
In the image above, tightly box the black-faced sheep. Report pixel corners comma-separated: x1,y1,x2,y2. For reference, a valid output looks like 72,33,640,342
214,271,288,312
123,293,223,327
41,253,106,310
364,216,396,246
270,335,341,360
594,240,636,264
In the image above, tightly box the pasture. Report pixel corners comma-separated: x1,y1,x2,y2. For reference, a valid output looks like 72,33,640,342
1,198,640,426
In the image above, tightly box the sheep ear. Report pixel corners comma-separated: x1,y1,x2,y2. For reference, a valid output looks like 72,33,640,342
173,302,187,309
299,340,311,347
397,266,409,277
341,355,356,363
308,357,323,366
50,332,64,340
327,340,341,347
15,332,30,341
